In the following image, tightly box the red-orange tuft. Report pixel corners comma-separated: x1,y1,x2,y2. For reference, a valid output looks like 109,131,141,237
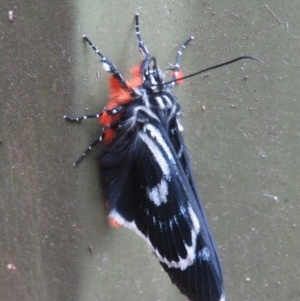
109,76,131,103
108,216,122,228
108,63,143,104
103,128,117,143
99,63,144,143
172,70,184,85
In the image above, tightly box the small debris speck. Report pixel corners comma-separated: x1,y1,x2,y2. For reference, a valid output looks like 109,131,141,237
8,10,14,22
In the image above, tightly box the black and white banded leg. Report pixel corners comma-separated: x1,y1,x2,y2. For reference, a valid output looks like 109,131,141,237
72,135,103,167
63,114,101,122
64,114,103,166
83,35,128,88
168,36,194,88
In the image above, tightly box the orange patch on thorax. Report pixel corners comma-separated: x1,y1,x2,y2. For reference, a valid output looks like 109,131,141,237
99,63,143,143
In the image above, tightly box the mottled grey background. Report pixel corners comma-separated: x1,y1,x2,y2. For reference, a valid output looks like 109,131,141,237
1,1,299,301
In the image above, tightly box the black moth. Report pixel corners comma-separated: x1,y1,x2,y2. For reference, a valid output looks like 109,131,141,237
65,13,258,301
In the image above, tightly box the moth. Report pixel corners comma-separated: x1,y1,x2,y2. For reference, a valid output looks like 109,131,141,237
65,13,258,301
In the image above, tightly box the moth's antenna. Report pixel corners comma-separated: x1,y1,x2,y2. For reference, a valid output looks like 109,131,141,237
163,56,263,86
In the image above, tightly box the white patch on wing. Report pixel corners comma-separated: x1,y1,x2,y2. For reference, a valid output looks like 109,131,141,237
220,293,226,301
188,205,200,233
143,123,175,164
199,246,210,261
176,119,184,132
109,203,203,271
139,131,171,179
147,179,168,206
147,207,201,270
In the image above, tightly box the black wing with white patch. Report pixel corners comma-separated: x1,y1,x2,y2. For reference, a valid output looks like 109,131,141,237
99,106,224,301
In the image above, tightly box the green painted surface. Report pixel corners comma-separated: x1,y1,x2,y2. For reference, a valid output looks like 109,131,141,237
1,1,300,300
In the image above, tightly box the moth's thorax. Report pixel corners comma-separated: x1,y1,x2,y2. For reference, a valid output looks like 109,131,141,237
116,90,180,139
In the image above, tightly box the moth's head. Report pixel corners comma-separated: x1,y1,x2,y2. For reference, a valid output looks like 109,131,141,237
142,57,165,92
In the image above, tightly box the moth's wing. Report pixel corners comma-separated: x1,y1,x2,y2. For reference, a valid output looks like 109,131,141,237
168,115,198,191
99,121,224,301
167,116,225,301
